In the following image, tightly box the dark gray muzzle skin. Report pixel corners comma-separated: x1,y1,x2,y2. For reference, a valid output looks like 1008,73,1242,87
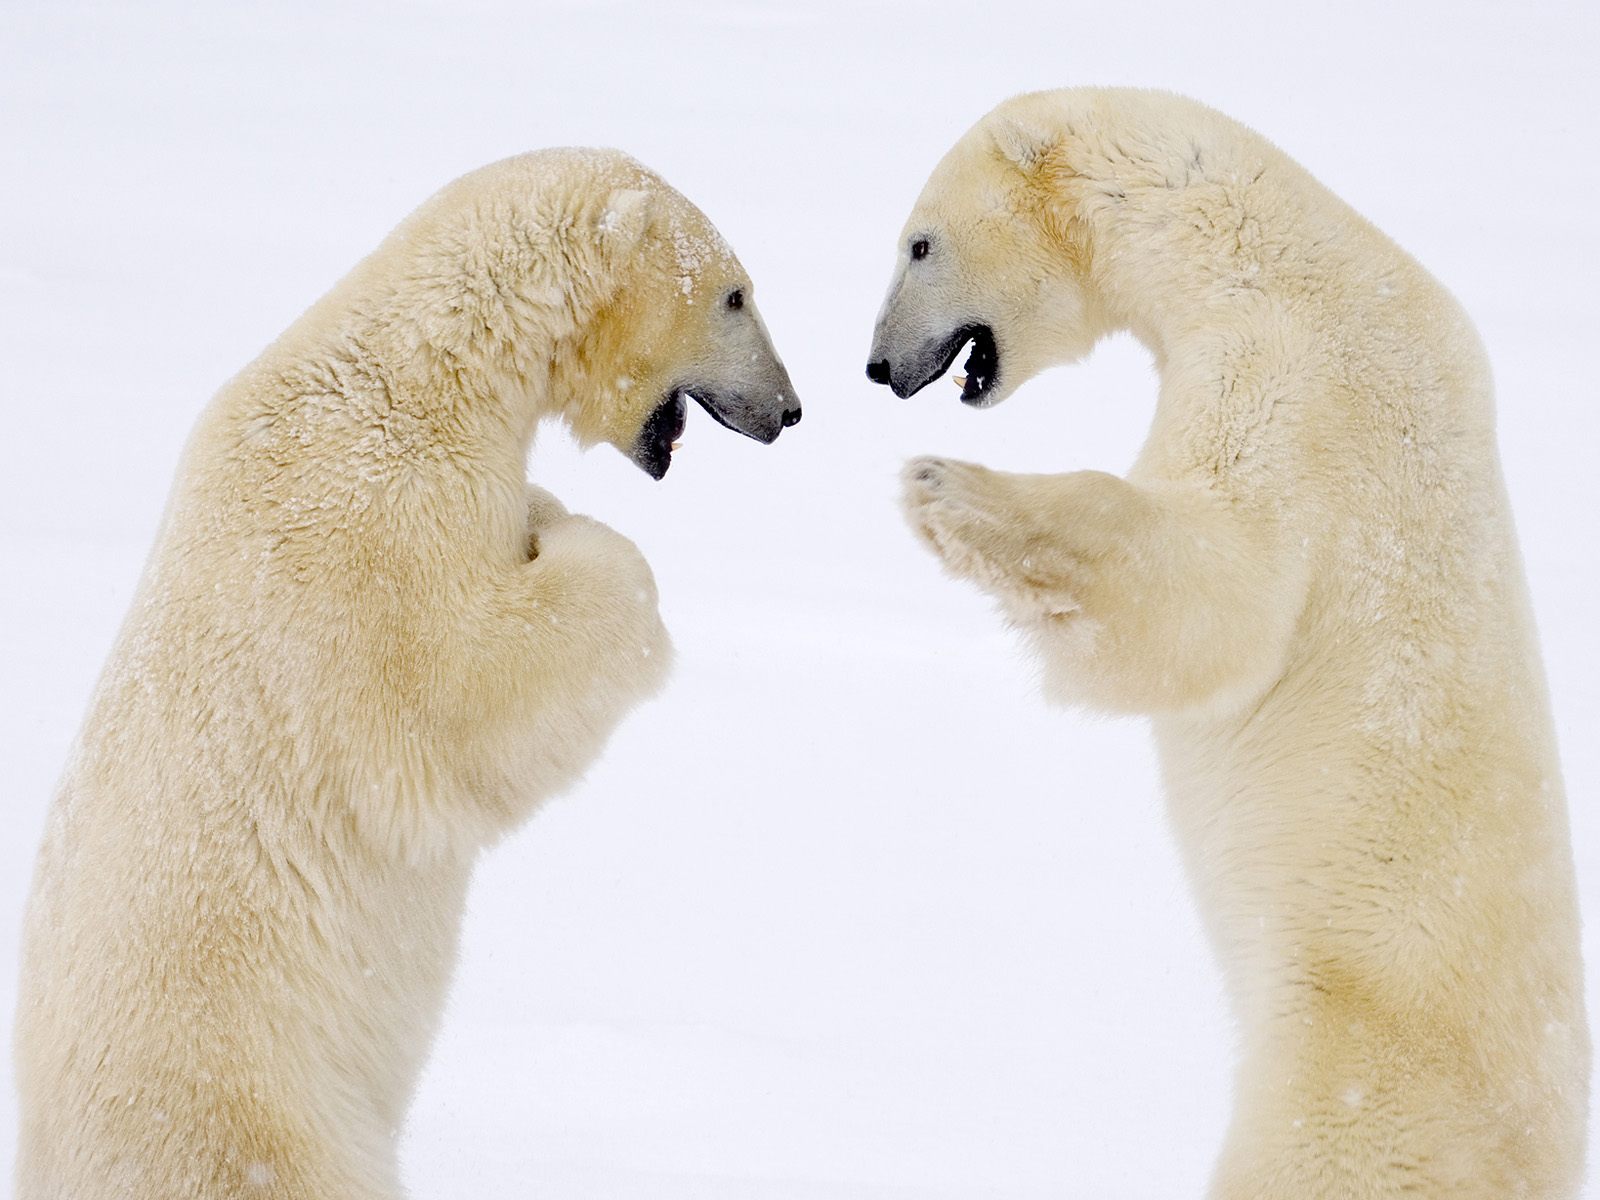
866,319,995,404
865,327,964,400
688,353,801,446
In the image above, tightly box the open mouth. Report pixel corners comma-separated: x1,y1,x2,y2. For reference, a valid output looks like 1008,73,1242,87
946,324,999,406
631,393,687,480
629,387,799,479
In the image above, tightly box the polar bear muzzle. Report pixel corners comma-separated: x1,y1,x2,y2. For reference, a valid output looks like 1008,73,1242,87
630,375,800,480
866,322,999,406
627,287,800,480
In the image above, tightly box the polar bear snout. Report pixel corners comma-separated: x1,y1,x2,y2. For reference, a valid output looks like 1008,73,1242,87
866,323,999,405
627,349,798,479
687,380,800,445
678,337,801,447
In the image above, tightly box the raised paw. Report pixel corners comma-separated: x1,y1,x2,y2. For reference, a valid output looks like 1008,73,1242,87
900,456,1083,619
902,456,1006,571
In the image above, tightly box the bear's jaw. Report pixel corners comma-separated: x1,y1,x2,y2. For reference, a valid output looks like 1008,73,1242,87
684,385,787,445
625,375,800,479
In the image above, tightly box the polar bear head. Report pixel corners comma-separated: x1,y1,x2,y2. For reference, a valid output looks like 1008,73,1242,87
865,94,1109,408
400,149,799,480
556,156,802,478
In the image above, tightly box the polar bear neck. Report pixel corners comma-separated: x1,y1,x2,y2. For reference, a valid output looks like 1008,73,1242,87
1000,90,1403,366
219,171,643,482
997,89,1494,507
1046,116,1467,400
182,258,568,582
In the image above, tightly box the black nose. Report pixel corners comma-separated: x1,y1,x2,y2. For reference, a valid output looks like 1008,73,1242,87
865,359,892,385
781,406,802,428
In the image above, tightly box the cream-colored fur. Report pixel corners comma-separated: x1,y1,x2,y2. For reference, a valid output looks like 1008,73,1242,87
873,89,1588,1197
14,149,792,1198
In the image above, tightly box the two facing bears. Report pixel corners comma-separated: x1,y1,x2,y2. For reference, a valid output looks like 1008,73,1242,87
15,88,1588,1199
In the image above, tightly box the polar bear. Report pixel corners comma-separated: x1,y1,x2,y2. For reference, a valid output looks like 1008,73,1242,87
15,149,798,1199
867,89,1587,1198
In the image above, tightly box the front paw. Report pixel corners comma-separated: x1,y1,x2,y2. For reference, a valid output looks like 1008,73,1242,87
902,456,1003,575
900,457,1081,619
529,514,670,673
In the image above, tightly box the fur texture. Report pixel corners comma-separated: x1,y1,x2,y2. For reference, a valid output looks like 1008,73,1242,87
14,149,790,1198
872,89,1588,1197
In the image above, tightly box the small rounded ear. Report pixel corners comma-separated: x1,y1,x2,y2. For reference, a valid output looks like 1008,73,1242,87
598,188,653,255
989,114,1057,172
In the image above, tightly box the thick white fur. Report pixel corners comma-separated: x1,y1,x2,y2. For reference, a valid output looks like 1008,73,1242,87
10,149,774,1197
893,90,1588,1197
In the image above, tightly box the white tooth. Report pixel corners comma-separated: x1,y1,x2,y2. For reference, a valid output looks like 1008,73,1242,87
953,375,967,388
670,440,683,451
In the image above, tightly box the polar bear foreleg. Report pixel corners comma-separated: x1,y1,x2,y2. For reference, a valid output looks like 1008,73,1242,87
901,456,1301,713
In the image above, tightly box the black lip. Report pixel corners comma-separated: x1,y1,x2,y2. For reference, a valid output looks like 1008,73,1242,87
630,393,687,480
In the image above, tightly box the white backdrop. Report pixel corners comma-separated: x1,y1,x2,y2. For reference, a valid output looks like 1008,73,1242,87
2,1,1595,1195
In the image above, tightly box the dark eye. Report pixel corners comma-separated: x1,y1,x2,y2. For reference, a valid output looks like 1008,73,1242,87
725,288,744,311
911,239,930,261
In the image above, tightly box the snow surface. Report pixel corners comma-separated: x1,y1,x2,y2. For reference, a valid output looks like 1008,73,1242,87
1,1,1596,1195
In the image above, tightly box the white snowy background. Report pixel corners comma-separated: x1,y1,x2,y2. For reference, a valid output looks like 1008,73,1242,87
2,1,1596,1195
